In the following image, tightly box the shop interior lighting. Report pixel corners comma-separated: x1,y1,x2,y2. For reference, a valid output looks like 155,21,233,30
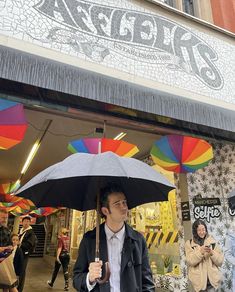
114,132,127,140
13,120,52,191
21,141,40,175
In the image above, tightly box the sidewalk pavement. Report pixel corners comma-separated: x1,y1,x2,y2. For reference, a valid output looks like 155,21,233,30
23,257,76,292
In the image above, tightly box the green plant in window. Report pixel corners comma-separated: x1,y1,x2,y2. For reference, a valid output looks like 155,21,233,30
162,255,172,268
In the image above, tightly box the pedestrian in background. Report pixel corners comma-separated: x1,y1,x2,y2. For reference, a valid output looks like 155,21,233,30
0,210,14,291
18,216,37,292
2,234,24,292
185,219,223,292
0,210,11,253
47,228,70,291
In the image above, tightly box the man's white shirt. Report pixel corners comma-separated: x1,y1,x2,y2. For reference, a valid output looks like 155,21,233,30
86,224,125,291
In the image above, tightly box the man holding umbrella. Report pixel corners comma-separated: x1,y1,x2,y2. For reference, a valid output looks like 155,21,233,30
73,183,155,292
16,152,174,290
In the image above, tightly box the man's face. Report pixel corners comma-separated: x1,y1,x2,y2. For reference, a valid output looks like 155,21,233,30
22,219,31,229
102,192,128,224
0,212,8,227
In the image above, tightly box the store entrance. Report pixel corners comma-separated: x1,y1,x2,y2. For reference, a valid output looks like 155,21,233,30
0,102,181,278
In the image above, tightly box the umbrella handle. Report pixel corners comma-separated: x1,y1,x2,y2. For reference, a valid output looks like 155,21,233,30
96,261,110,284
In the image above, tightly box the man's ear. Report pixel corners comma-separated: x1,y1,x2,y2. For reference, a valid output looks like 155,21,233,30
101,207,109,216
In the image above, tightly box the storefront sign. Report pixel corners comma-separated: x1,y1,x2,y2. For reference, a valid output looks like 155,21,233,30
182,210,191,221
33,0,223,89
181,201,190,210
193,197,221,223
193,197,221,206
0,0,234,109
193,205,221,223
181,201,190,221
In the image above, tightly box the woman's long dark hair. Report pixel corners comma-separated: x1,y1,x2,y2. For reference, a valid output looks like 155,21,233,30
192,219,208,246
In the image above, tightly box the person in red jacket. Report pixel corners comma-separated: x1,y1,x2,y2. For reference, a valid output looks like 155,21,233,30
47,228,70,291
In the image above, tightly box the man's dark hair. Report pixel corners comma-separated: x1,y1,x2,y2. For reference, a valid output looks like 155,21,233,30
22,216,31,222
99,183,125,217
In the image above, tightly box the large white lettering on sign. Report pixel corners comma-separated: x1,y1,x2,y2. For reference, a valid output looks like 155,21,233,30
33,0,223,89
194,206,221,223
0,0,234,102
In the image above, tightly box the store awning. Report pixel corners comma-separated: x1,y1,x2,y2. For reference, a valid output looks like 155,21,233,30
0,45,234,134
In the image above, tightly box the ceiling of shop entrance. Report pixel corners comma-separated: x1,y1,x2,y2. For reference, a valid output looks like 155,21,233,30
0,107,161,187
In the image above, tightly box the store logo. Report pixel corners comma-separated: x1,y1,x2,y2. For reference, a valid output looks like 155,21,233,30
193,198,221,223
33,0,223,89
193,206,221,223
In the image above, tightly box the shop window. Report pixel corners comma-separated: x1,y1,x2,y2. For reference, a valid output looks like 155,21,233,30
160,0,175,8
129,165,180,277
183,0,194,16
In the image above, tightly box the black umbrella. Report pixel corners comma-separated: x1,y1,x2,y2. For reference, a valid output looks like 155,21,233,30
16,151,174,282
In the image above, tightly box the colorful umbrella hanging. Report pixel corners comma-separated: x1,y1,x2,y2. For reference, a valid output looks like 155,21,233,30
68,138,139,157
0,182,16,195
0,192,63,217
30,207,62,217
0,193,35,212
0,98,28,150
150,135,213,173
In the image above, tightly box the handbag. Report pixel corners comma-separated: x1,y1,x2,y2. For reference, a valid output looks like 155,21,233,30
0,253,17,286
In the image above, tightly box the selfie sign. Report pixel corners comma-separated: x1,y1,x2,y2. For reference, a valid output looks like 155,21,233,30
193,198,221,223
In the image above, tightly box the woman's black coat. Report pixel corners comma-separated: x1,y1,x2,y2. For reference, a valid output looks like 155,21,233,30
73,223,155,292
14,247,24,276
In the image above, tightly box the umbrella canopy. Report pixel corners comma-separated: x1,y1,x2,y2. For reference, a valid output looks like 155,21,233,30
0,182,16,195
30,207,62,217
150,135,213,173
68,138,139,157
0,193,35,213
0,193,60,216
0,98,28,150
16,151,174,210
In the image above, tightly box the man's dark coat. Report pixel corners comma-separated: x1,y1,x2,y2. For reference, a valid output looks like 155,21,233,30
73,223,155,292
19,228,36,254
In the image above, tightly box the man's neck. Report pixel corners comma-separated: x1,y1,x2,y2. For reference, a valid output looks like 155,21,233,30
105,221,125,233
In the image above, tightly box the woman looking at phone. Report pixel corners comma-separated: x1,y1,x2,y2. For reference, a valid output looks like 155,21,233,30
185,219,224,292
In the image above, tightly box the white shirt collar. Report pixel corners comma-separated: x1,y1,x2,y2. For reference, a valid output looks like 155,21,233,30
104,223,125,241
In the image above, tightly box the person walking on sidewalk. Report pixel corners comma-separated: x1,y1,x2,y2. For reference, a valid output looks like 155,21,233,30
47,228,70,291
18,216,37,292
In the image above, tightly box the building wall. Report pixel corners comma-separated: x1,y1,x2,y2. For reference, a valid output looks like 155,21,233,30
156,0,235,33
187,142,235,291
210,0,235,33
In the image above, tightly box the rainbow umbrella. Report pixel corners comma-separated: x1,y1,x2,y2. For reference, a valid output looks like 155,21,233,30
0,98,27,150
68,138,139,157
0,183,16,195
150,135,213,173
0,193,35,210
30,207,62,217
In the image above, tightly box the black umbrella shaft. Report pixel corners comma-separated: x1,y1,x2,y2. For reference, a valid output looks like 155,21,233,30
95,192,100,261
